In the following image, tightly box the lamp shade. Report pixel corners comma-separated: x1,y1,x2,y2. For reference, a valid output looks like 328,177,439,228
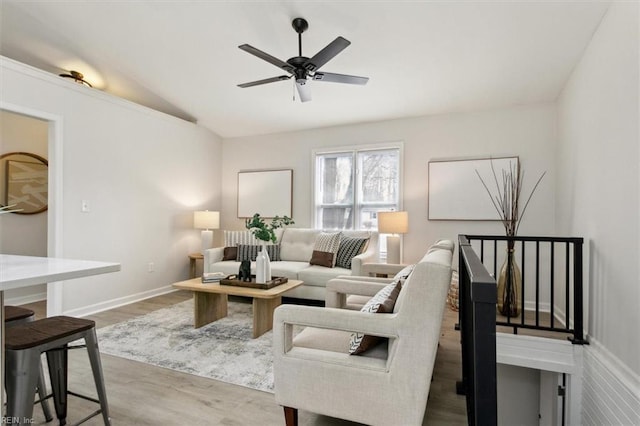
194,210,220,230
377,211,408,234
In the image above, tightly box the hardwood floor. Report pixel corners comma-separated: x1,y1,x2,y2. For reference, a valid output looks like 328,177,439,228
21,293,467,425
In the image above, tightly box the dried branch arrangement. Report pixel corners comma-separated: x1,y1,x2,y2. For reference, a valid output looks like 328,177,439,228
476,159,545,236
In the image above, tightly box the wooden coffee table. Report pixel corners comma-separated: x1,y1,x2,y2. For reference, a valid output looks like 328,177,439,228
172,278,303,338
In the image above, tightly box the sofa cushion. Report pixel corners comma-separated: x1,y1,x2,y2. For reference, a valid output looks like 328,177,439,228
236,244,281,261
298,265,352,287
270,261,312,279
349,281,401,355
309,231,342,267
335,236,369,269
210,261,245,276
280,229,321,262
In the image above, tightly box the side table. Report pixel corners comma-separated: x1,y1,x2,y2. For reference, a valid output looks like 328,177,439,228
188,253,204,279
362,262,409,278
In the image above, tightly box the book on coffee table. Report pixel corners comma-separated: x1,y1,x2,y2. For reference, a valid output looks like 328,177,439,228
202,272,225,283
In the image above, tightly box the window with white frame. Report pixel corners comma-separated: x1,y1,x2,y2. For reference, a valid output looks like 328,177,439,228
314,145,401,231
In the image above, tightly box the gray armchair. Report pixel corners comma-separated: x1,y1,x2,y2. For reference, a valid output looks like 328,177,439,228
272,241,454,425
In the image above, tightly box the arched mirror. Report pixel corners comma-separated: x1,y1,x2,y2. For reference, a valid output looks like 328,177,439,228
0,152,48,214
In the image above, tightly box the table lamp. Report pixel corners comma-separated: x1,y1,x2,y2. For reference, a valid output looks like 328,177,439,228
194,210,220,253
377,211,408,264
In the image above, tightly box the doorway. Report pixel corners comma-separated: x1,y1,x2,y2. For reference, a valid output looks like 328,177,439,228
0,102,63,315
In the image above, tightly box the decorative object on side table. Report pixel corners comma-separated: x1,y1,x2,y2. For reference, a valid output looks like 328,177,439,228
245,213,294,283
194,210,220,254
476,158,545,317
377,211,408,264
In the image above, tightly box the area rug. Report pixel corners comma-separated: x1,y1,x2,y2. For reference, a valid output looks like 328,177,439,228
96,300,275,393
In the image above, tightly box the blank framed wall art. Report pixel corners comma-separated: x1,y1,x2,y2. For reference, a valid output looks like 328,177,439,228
237,169,293,218
428,156,518,220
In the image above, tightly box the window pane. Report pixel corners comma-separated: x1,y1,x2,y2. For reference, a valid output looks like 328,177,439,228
318,206,353,230
317,153,353,204
315,147,400,233
359,150,399,204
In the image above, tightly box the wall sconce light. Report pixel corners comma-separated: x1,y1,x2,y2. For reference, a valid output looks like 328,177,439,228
194,210,220,254
59,70,93,87
377,211,408,264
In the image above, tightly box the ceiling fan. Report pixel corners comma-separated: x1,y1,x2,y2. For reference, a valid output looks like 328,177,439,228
237,17,369,102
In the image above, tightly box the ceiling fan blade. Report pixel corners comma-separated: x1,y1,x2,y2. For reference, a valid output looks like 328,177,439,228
304,36,351,72
295,81,312,102
238,75,291,88
312,72,369,85
238,44,294,72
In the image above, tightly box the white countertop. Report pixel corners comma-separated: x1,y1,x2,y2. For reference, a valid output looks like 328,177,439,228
0,254,121,291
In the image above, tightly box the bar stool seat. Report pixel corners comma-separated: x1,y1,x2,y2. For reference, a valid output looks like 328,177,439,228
4,306,53,422
5,306,37,323
5,316,110,425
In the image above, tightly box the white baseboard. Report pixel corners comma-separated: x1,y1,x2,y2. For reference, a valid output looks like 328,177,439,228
63,285,179,318
5,292,47,306
582,338,640,426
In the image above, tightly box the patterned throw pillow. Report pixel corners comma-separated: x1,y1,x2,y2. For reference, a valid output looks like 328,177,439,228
224,230,260,247
349,281,402,355
309,232,342,268
236,244,281,261
393,264,415,284
335,236,369,269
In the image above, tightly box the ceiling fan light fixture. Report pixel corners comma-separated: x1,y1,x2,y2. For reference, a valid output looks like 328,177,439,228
59,70,93,87
237,17,368,102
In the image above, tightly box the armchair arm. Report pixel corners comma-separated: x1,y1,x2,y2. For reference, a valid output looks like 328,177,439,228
350,241,379,276
274,305,400,374
276,305,397,333
326,277,391,308
203,247,224,273
274,304,399,348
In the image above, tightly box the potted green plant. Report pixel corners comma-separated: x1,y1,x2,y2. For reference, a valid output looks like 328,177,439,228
245,213,295,243
245,213,294,283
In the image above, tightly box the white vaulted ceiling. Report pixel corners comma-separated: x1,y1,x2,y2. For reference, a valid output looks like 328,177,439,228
0,1,610,138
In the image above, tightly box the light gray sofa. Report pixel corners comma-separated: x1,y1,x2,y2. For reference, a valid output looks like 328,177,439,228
204,228,379,301
272,240,454,425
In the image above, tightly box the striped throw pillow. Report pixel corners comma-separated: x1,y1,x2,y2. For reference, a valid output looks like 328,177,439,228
224,230,260,247
335,236,369,269
236,244,281,261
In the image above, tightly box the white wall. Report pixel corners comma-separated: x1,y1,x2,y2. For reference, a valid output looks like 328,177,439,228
497,365,540,426
0,110,49,303
222,103,557,266
556,1,639,424
0,57,223,314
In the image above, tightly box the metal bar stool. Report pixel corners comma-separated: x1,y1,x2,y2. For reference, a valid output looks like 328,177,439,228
4,306,54,422
5,316,110,425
